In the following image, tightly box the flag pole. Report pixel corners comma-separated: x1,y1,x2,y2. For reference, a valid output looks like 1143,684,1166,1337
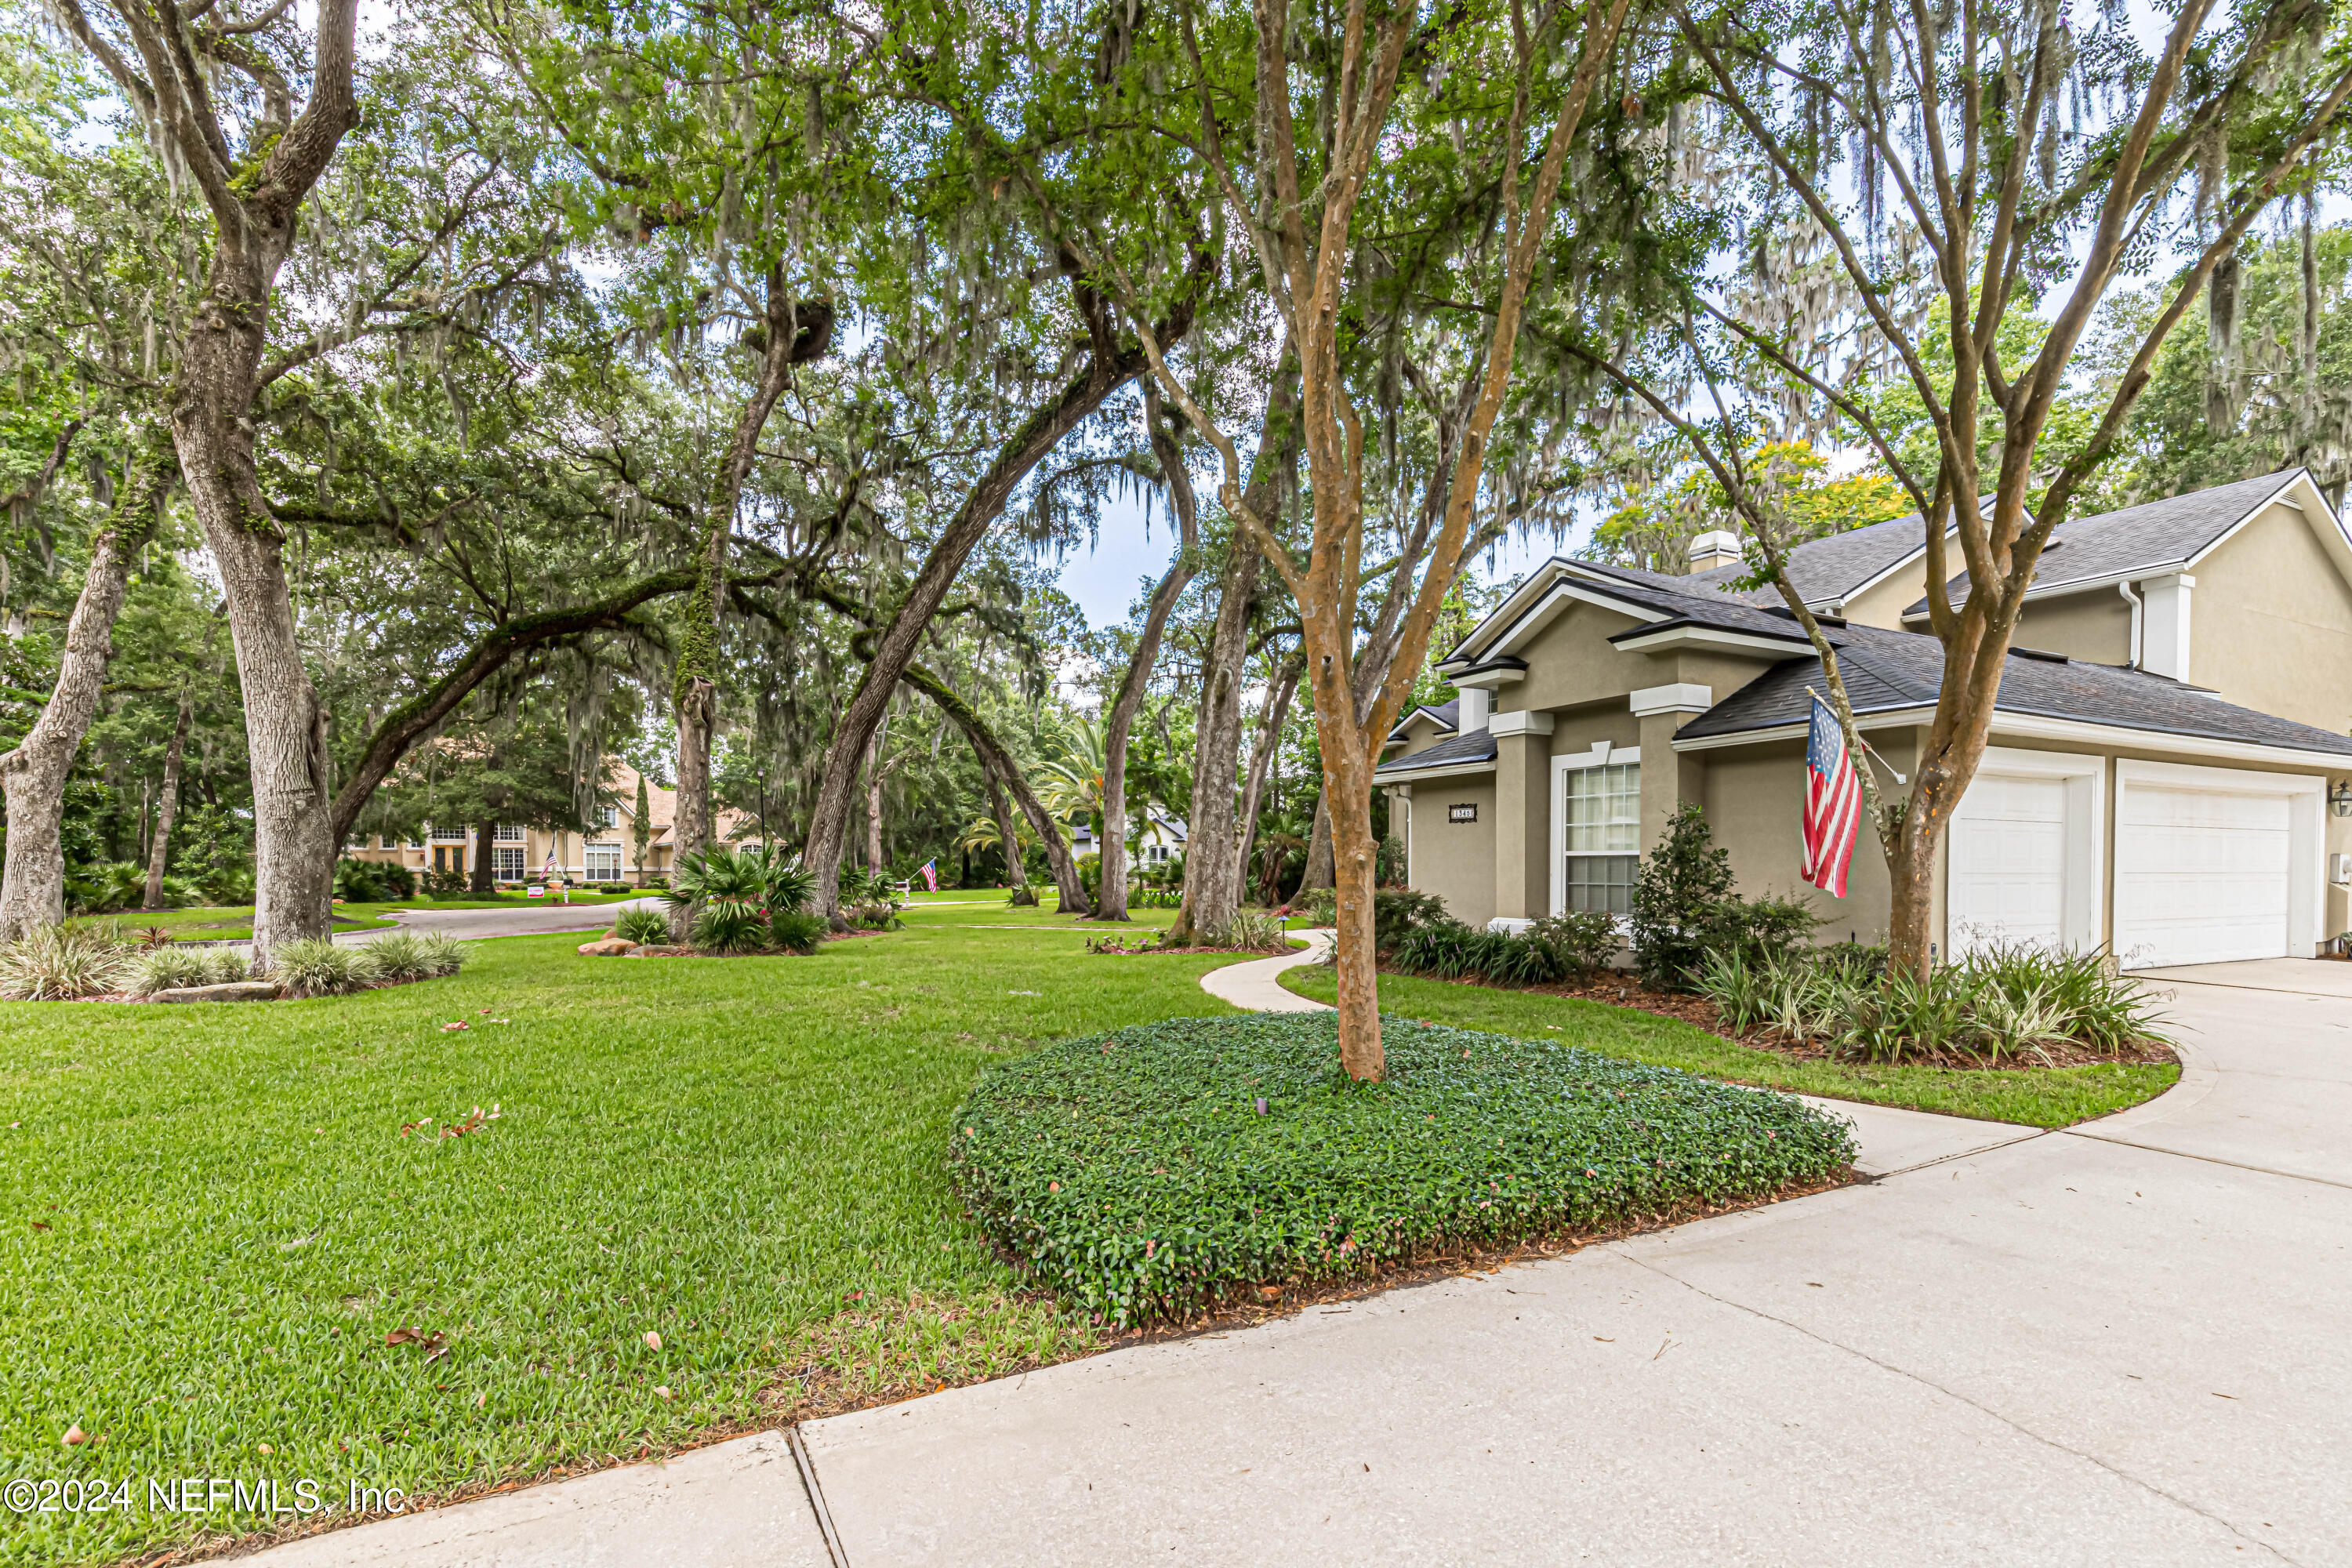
1806,686,1909,784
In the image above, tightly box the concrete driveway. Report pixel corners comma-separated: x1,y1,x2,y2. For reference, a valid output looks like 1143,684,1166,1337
340,898,662,943
249,959,2352,1567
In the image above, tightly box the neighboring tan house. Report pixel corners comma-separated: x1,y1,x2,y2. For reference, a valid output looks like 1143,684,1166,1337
1381,469,2352,968
345,762,757,886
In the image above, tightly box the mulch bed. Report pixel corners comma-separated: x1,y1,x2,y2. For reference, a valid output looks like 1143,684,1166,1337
1387,964,2178,1071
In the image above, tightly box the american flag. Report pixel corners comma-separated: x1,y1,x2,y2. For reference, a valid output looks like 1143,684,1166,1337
1802,693,1862,898
919,858,938,892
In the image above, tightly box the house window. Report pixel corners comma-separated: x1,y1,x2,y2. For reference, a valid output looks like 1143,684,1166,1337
494,845,526,880
583,844,622,882
493,825,524,843
1563,761,1640,915
430,825,468,843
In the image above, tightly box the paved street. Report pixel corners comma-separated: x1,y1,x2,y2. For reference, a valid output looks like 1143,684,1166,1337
250,958,2352,1566
339,898,662,943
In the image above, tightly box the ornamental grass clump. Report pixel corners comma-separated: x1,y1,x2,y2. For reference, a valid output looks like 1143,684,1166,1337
950,1012,1856,1327
268,938,363,998
0,924,134,1000
129,945,210,996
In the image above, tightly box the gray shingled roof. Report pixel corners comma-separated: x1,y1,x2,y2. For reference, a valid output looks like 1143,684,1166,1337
1548,561,1825,645
1374,727,1499,775
1904,470,2305,616
1682,508,1940,606
1386,698,1460,741
1678,618,2352,757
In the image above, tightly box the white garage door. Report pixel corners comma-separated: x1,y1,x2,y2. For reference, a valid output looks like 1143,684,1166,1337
2116,784,2292,967
1948,774,2069,955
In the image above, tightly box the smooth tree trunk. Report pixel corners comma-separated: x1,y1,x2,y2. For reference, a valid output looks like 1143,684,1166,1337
143,685,191,909
1092,393,1200,921
1232,645,1303,896
0,440,170,938
803,270,1204,918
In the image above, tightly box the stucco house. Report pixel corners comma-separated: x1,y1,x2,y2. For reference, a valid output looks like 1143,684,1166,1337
344,762,757,887
1381,469,2352,968
1072,813,1189,867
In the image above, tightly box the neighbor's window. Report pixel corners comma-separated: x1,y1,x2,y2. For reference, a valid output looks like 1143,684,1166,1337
1563,761,1639,915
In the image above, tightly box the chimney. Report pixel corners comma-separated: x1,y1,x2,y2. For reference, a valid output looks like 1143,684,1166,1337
1456,686,1492,733
1687,528,1744,573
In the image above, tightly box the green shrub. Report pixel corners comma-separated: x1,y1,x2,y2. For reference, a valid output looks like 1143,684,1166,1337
412,932,469,977
595,881,632,895
768,909,828,955
129,946,209,996
1298,886,1455,948
846,902,903,931
267,938,364,998
1630,807,1820,990
950,1013,1857,1326
359,932,434,983
421,866,470,898
691,900,769,953
335,858,417,903
614,908,670,946
1221,909,1291,952
1005,884,1040,907
65,862,146,916
201,948,250,985
0,924,133,1000
1526,910,1621,977
1074,853,1101,903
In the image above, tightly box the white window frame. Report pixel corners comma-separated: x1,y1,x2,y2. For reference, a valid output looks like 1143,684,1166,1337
493,844,527,880
1945,746,2105,956
583,844,623,882
2114,757,2325,959
493,825,525,843
1549,743,1641,917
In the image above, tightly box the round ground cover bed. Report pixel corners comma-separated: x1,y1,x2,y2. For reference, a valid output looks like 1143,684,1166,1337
950,1012,1857,1326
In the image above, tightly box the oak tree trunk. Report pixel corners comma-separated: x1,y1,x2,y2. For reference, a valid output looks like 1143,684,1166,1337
470,820,495,895
1168,539,1259,946
897,661,1090,913
143,687,191,909
0,441,170,938
986,771,1029,898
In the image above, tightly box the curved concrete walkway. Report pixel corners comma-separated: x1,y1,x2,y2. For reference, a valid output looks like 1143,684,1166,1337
1195,927,1335,1011
251,959,2352,1567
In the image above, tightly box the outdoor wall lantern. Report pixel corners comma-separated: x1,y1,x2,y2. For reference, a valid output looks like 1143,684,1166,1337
2333,780,2352,818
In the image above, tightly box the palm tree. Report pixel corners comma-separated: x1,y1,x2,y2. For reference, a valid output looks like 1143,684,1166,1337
1254,829,1306,908
1033,717,1106,842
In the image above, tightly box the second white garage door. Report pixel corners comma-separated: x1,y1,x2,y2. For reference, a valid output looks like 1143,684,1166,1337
2115,782,2293,967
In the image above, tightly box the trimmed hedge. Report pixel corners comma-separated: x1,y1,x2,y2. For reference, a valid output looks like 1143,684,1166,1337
949,1013,1857,1326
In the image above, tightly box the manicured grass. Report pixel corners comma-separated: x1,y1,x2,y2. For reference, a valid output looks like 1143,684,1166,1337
954,1012,1856,1325
0,904,1239,1565
1279,967,2177,1128
67,893,652,943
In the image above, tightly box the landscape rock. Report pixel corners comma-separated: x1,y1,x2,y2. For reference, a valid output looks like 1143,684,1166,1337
149,980,281,1004
578,938,639,956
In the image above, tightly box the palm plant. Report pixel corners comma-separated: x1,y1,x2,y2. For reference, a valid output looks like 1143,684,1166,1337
1033,718,1106,835
1254,829,1306,907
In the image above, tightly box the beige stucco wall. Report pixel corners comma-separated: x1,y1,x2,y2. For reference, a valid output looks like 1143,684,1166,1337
1698,731,1908,946
2014,590,2132,666
2190,499,2352,732
1402,777,1497,927
1838,558,1936,630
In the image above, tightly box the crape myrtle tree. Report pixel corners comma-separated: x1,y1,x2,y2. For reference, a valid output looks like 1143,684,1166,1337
1570,0,2352,978
45,0,368,960
1123,0,1645,1080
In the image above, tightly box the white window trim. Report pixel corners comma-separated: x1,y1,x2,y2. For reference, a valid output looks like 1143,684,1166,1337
1548,744,1641,916
2114,757,2326,957
1946,746,2106,956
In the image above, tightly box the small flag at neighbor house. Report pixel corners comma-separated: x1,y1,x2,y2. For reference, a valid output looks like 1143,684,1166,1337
919,858,938,892
1801,692,1861,898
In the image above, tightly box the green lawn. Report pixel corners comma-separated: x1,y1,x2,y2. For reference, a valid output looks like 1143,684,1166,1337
1279,966,2177,1127
0,902,1236,1565
68,891,652,942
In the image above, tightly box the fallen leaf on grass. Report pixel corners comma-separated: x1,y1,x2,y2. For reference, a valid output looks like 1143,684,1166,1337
384,1327,450,1363
643,1330,662,1350
63,1424,86,1446
654,1385,672,1400
441,1021,470,1033
30,1221,49,1232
